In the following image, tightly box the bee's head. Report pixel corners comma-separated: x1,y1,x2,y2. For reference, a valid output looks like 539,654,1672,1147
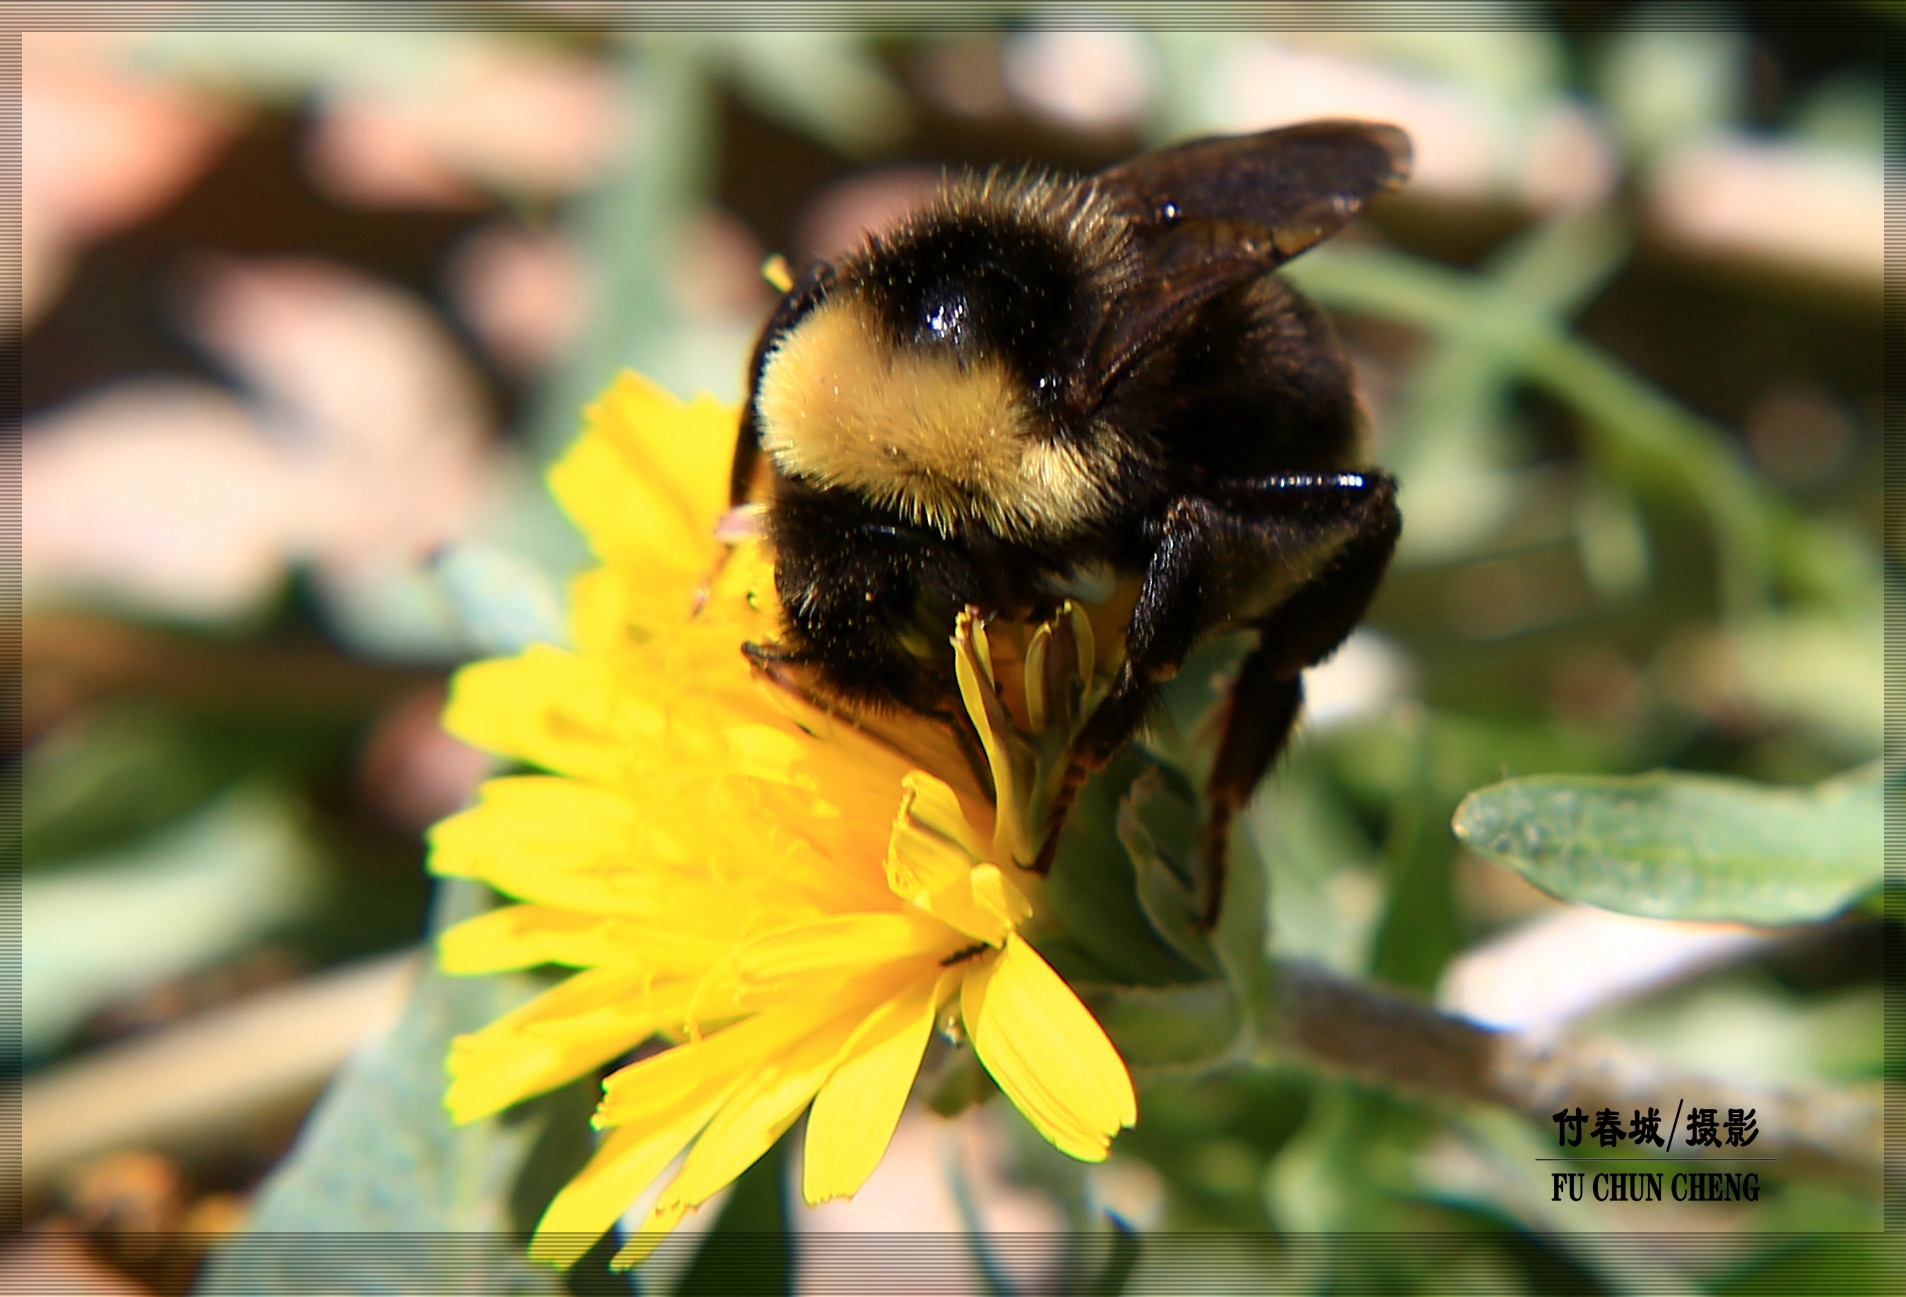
751,172,1134,542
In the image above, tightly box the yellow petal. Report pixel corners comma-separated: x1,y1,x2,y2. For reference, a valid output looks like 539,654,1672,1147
961,935,1135,1162
597,1003,828,1128
656,996,873,1211
429,778,631,876
734,912,952,1002
428,780,647,907
885,804,980,903
444,647,637,784
968,863,1032,933
703,540,780,624
446,966,689,1123
758,833,902,918
550,427,704,588
548,372,735,585
801,970,944,1204
441,660,896,920
724,723,821,789
952,614,1032,865
897,771,987,859
610,1200,692,1270
439,904,725,974
529,1084,735,1269
429,778,759,927
598,374,736,534
883,774,1014,947
438,905,588,974
909,887,1009,952
566,565,672,661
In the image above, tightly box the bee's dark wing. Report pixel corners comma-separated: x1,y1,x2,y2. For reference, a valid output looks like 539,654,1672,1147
1084,120,1411,400
1097,119,1412,253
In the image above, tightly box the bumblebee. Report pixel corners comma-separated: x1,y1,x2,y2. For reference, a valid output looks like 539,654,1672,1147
732,121,1409,923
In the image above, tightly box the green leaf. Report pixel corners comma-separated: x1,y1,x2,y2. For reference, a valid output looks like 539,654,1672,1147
1086,981,1241,1071
1211,815,1278,1055
1115,766,1218,976
1452,763,1881,925
1041,750,1209,989
719,32,911,156
1725,614,1882,757
529,39,715,463
1367,713,1463,993
436,540,571,658
1145,632,1253,783
25,782,322,1057
1244,765,1383,978
673,1129,792,1297
1082,1218,1142,1296
1285,241,1778,622
204,880,562,1294
23,705,233,869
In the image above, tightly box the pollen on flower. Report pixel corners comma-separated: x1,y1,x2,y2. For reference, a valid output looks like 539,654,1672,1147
430,372,1134,1271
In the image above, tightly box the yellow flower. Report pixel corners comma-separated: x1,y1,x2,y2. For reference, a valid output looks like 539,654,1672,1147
430,373,1136,1269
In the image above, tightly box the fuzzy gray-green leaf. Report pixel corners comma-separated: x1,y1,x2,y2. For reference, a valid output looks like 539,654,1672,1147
1452,764,1880,925
202,880,561,1293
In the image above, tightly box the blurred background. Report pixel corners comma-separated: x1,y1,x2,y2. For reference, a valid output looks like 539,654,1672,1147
11,6,1886,1295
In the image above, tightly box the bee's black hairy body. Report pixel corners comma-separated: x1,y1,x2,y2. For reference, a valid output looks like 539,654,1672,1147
734,120,1413,923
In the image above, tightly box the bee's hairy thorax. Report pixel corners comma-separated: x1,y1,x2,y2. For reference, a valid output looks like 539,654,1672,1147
753,169,1142,548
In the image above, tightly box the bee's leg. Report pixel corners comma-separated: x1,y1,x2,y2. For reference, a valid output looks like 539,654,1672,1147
1038,474,1400,915
1031,496,1231,873
1197,647,1304,926
1035,492,1263,873
1031,669,1161,873
741,639,809,665
1195,475,1401,924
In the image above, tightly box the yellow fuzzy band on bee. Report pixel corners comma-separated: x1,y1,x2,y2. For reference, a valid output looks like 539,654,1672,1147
755,296,1114,541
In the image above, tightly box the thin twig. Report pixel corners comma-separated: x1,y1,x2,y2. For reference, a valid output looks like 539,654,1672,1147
1275,962,1882,1182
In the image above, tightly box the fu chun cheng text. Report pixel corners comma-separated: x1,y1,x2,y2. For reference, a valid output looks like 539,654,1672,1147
1550,1171,1762,1203
1552,1104,1758,1149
